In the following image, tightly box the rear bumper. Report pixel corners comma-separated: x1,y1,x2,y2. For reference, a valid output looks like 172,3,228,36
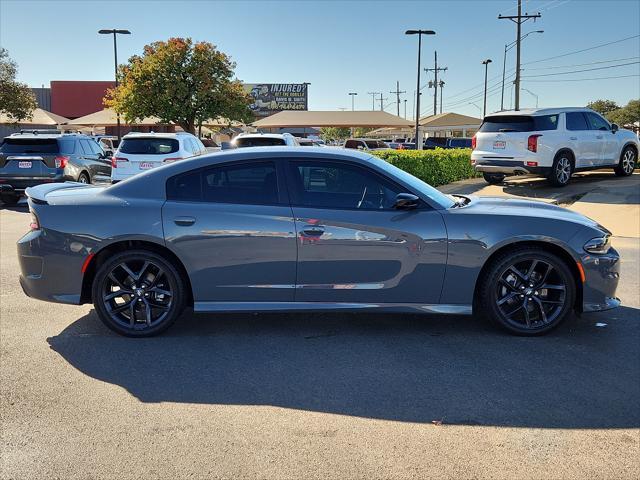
0,175,67,193
472,158,550,176
17,228,86,305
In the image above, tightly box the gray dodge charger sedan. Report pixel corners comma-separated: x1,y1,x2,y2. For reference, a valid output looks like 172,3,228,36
17,147,620,337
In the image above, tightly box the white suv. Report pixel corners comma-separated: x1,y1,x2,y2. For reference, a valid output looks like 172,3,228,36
111,132,206,183
230,132,299,148
471,108,638,186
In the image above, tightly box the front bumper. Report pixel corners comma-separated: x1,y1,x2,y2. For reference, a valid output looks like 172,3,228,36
580,247,621,313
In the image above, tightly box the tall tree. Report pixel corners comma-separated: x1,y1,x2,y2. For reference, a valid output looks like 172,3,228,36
608,99,640,126
320,127,351,141
0,48,37,122
586,99,619,117
105,38,253,134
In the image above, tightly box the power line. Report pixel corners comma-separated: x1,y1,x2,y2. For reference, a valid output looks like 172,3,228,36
522,74,640,82
521,60,640,77
523,34,640,65
524,56,640,70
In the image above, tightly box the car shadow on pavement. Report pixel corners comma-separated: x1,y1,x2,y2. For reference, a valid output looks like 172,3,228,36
47,307,640,429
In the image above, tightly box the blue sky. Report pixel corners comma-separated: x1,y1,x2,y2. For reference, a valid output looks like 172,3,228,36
1,0,639,118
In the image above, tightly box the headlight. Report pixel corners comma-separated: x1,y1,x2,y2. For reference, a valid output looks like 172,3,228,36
584,235,611,254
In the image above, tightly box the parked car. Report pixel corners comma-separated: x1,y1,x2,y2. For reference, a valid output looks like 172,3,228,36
19,147,619,337
0,132,111,205
110,132,206,183
343,138,390,151
424,137,449,149
297,138,325,147
230,133,299,148
445,137,473,149
472,108,639,186
91,135,118,155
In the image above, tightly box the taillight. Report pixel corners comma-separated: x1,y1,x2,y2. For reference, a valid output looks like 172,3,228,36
163,157,184,164
54,155,69,169
527,134,542,153
111,157,128,168
471,135,477,149
29,211,40,231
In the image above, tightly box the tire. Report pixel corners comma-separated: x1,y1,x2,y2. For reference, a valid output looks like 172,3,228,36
0,193,20,206
483,172,506,184
477,247,576,336
547,152,573,187
78,172,91,184
614,145,636,177
92,249,187,337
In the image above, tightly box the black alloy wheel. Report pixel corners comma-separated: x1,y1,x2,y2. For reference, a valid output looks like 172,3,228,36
478,248,575,335
92,250,186,337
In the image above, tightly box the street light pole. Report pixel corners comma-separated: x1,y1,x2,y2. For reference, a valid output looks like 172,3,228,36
406,29,435,150
522,88,539,107
500,30,543,111
98,29,131,143
348,92,357,111
482,59,492,118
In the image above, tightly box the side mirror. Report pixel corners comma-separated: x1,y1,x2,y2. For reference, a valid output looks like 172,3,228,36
611,123,619,133
393,193,420,209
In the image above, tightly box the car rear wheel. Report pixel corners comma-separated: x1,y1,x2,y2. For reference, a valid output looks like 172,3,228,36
483,172,506,184
548,153,573,187
614,146,636,177
478,247,576,335
92,250,186,337
78,172,90,184
0,193,20,206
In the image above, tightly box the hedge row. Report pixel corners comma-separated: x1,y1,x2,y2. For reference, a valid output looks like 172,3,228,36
370,148,480,187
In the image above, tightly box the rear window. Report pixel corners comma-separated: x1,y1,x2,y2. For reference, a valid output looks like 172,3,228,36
0,138,59,154
234,137,286,147
480,114,559,132
119,137,179,155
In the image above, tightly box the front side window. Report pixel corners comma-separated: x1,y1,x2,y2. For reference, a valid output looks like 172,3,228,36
288,160,402,210
167,161,279,205
585,112,610,131
566,112,589,131
119,137,179,154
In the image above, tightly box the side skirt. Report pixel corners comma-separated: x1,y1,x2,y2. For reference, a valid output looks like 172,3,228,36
194,302,473,315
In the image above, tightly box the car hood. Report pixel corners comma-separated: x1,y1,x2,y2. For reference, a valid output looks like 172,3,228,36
456,195,607,231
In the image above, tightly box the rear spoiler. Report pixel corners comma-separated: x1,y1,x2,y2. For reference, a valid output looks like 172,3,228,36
25,181,89,205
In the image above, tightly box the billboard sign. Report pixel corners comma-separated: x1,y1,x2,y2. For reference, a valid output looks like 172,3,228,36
245,83,308,117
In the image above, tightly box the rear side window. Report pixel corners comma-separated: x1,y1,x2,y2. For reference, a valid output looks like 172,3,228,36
58,138,76,154
167,161,279,205
480,115,558,132
566,112,589,131
119,138,179,154
449,138,472,148
234,137,286,147
0,138,58,154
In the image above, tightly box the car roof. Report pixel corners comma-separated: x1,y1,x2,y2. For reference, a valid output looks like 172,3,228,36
487,107,594,117
348,138,383,141
122,132,193,139
6,132,91,139
234,133,290,139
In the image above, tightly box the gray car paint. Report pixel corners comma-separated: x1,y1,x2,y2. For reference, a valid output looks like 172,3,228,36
17,147,620,315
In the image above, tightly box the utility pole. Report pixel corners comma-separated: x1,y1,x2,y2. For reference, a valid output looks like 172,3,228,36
438,80,445,114
424,51,447,116
390,81,406,116
367,92,379,111
499,0,541,110
482,59,492,118
406,29,436,150
378,93,388,111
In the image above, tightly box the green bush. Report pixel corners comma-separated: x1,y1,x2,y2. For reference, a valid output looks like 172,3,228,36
370,148,479,187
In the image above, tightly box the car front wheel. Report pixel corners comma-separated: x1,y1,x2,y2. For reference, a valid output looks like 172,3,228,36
478,247,576,335
0,193,21,206
614,146,636,177
78,172,91,184
92,250,187,337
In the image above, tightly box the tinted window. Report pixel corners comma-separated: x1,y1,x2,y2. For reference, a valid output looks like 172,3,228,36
344,140,363,149
119,137,179,154
480,115,558,132
0,138,58,154
585,112,610,131
58,138,76,154
167,162,279,205
234,137,286,147
87,139,103,155
566,112,589,131
288,161,402,210
449,138,472,148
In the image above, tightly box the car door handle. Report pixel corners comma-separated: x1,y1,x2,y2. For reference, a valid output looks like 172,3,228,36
301,225,325,236
173,216,196,226
596,135,603,139
569,136,577,141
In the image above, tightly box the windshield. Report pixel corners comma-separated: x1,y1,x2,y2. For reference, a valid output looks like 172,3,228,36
235,137,286,147
365,155,456,209
480,114,559,133
0,138,59,154
119,138,179,154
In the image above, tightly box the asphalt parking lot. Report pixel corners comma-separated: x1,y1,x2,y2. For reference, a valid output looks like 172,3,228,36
1,172,639,479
